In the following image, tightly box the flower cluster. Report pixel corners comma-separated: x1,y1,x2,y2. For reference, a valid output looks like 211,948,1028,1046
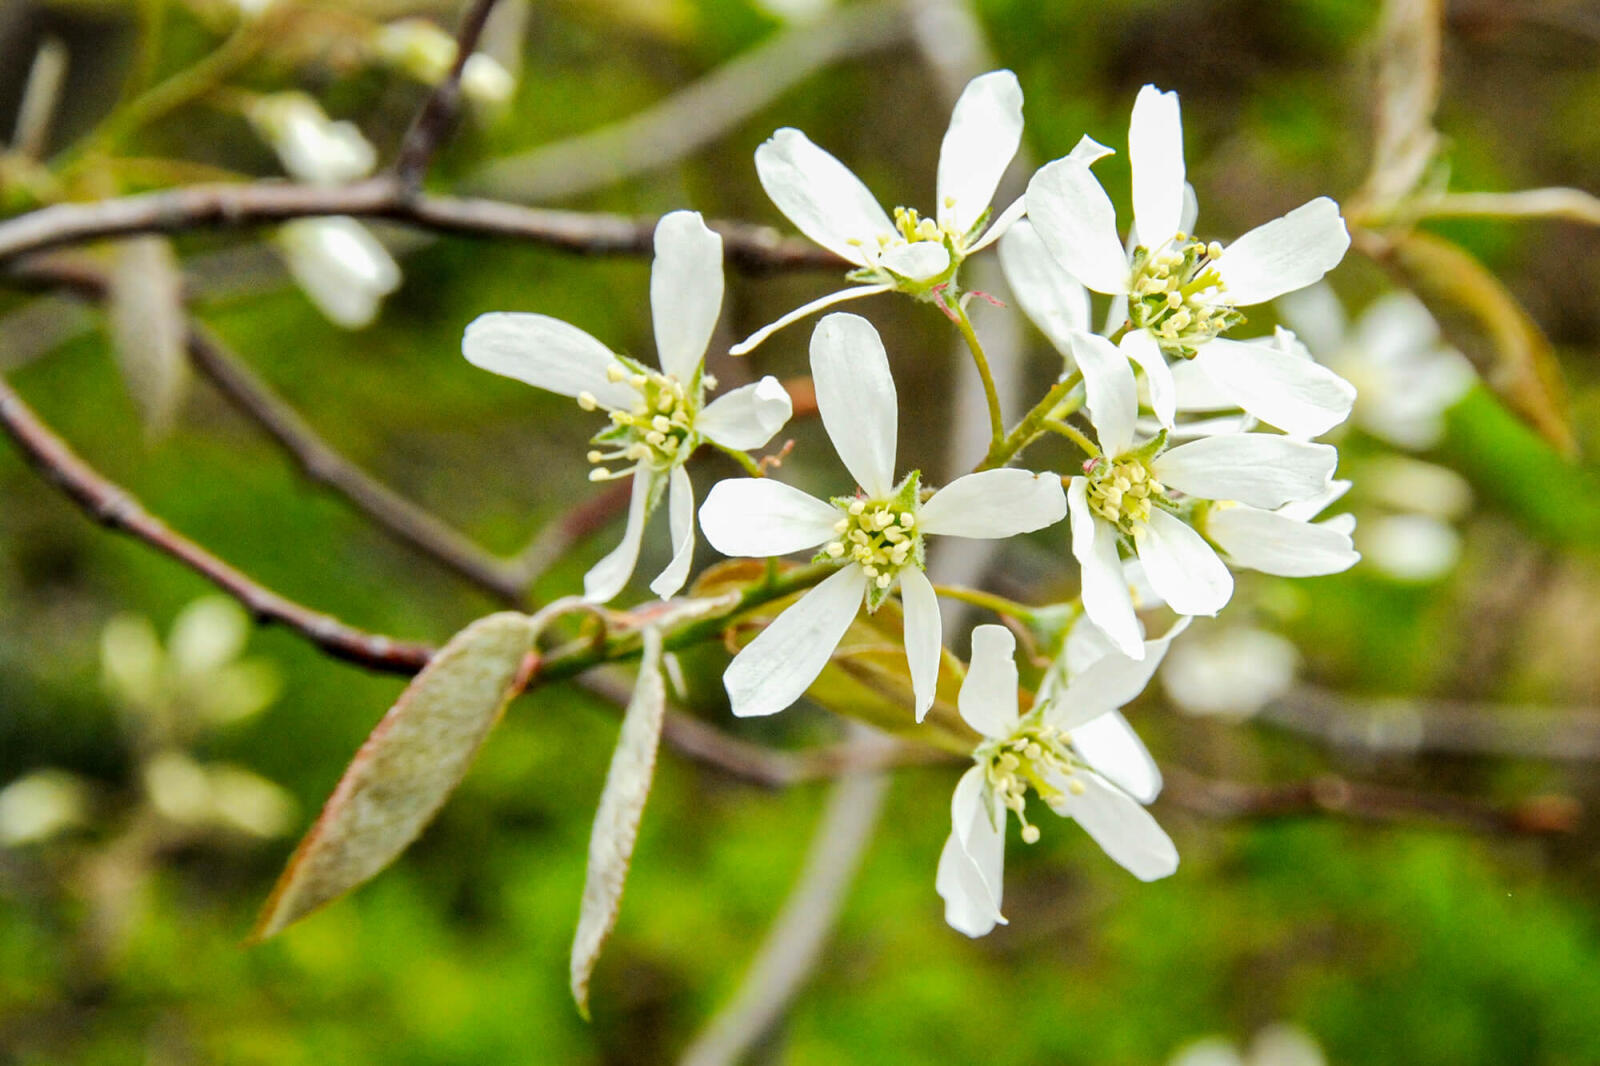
463,74,1367,939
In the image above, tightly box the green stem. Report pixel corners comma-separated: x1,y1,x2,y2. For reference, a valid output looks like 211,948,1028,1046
948,298,1006,451
55,18,273,175
1043,418,1099,458
930,583,1036,621
713,443,765,478
978,369,1084,471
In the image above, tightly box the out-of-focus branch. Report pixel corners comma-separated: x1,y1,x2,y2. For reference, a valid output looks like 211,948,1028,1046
1353,0,1443,219
1400,188,1600,227
0,374,436,674
0,177,846,273
1163,766,1580,836
469,1,906,202
394,0,505,192
185,325,533,607
1263,685,1600,763
679,739,889,1066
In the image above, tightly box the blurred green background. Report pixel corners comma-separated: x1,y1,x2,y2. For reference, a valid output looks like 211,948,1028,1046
3,0,1600,1062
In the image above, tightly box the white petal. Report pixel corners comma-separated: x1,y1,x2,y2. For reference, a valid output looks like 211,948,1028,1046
584,469,654,603
1153,434,1336,509
1191,337,1355,437
958,624,1020,739
937,766,1006,935
1068,479,1144,659
810,312,898,497
997,219,1091,356
650,211,723,381
1169,355,1237,411
1179,182,1200,234
1128,85,1185,250
280,218,400,330
936,70,1024,236
729,284,891,356
1355,289,1440,365
1275,281,1349,355
1048,617,1190,730
1122,329,1176,429
1134,509,1232,617
462,312,635,408
754,128,891,264
877,241,950,281
724,564,867,717
697,376,793,450
1050,771,1178,881
1025,158,1131,295
1071,711,1163,803
1068,134,1114,167
1216,197,1351,306
899,567,942,721
1205,503,1360,577
1069,331,1139,457
698,478,838,557
1276,478,1352,522
648,466,696,599
919,469,1066,539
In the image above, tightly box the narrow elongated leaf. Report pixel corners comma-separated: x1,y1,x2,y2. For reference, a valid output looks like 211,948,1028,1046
570,626,666,1018
108,235,189,439
249,612,535,941
1389,230,1574,455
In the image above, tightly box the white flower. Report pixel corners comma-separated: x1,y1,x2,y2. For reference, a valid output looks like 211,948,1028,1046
1026,85,1356,437
730,70,1027,354
246,92,377,186
278,218,402,330
464,211,793,604
1170,1024,1327,1066
374,19,517,109
1066,331,1338,658
0,770,90,846
699,312,1066,720
1160,623,1300,719
937,624,1179,937
1278,283,1474,449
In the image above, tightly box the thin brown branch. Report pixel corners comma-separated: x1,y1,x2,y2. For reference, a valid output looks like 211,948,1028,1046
0,374,435,675
394,0,505,192
185,325,531,607
1163,766,1580,836
0,177,846,273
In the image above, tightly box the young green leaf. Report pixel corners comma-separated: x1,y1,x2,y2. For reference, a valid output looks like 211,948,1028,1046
249,611,536,942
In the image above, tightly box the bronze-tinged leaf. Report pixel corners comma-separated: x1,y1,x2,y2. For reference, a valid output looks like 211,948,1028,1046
249,612,535,942
570,627,666,1018
1387,230,1575,456
107,235,189,440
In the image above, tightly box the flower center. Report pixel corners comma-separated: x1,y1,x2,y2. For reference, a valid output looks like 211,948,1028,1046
845,206,966,293
1128,236,1245,355
977,719,1085,845
579,366,701,478
822,497,922,591
1084,455,1166,535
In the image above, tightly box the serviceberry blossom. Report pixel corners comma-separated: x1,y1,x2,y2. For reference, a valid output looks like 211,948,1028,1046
1196,477,1359,579
937,624,1180,938
246,92,400,329
463,211,793,603
1026,85,1357,437
699,312,1066,719
1067,331,1338,658
1277,283,1474,449
730,70,1026,354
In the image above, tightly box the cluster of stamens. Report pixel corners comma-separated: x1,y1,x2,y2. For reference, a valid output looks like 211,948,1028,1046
1128,236,1244,354
980,720,1084,845
578,366,701,479
1085,456,1165,534
822,498,920,589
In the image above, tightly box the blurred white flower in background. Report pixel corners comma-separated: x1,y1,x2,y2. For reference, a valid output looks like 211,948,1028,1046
0,770,90,847
1170,1023,1327,1066
1278,283,1474,450
1357,456,1473,582
375,18,518,109
245,92,401,329
1160,621,1300,719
